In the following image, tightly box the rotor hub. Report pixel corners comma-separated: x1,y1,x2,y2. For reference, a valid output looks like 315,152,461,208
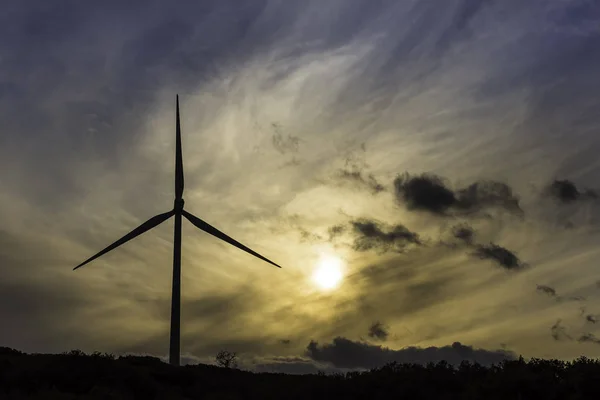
174,198,185,213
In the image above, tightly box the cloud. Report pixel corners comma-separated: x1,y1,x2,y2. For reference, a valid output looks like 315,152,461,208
536,285,557,297
547,180,598,203
349,219,422,253
393,173,522,217
298,228,323,243
472,243,526,270
306,337,515,369
271,123,302,155
330,143,385,194
550,320,572,342
451,224,475,245
280,215,324,243
456,181,523,216
327,224,346,241
578,333,600,345
336,169,385,194
535,285,587,304
367,322,389,341
393,173,456,215
531,178,600,229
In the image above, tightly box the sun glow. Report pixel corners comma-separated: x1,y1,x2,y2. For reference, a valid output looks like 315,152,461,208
312,255,344,290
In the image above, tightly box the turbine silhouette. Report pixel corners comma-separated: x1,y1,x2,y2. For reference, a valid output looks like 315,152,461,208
74,95,281,366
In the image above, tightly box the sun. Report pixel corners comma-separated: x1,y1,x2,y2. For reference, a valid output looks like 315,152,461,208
312,255,344,290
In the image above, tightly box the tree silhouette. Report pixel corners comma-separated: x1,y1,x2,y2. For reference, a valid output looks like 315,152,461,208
215,350,238,369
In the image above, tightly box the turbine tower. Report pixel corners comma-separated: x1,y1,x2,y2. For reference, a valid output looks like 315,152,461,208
74,95,281,366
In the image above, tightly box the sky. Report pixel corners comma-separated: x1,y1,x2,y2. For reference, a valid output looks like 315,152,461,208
1,0,600,374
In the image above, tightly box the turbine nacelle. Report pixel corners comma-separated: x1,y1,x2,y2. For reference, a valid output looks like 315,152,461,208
174,198,185,213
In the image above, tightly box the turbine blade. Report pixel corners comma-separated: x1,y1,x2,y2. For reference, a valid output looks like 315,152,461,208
175,95,184,199
182,210,282,268
74,210,175,270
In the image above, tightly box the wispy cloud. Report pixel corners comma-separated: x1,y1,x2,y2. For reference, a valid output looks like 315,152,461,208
551,320,573,342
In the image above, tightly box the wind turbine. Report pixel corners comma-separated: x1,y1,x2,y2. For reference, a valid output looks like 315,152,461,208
74,95,281,366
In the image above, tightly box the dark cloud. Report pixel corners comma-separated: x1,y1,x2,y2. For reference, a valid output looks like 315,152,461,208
577,333,600,345
393,173,522,217
534,179,600,229
536,285,557,297
550,320,572,341
306,337,515,369
472,243,525,270
451,224,475,244
327,224,346,241
393,173,456,215
367,322,389,341
337,170,385,194
350,219,421,253
547,179,598,203
456,181,523,216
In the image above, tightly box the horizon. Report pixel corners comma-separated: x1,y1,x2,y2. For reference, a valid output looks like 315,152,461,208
1,0,599,375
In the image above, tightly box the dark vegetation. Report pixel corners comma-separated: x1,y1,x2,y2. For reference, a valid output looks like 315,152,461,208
2,347,600,399
215,350,238,369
